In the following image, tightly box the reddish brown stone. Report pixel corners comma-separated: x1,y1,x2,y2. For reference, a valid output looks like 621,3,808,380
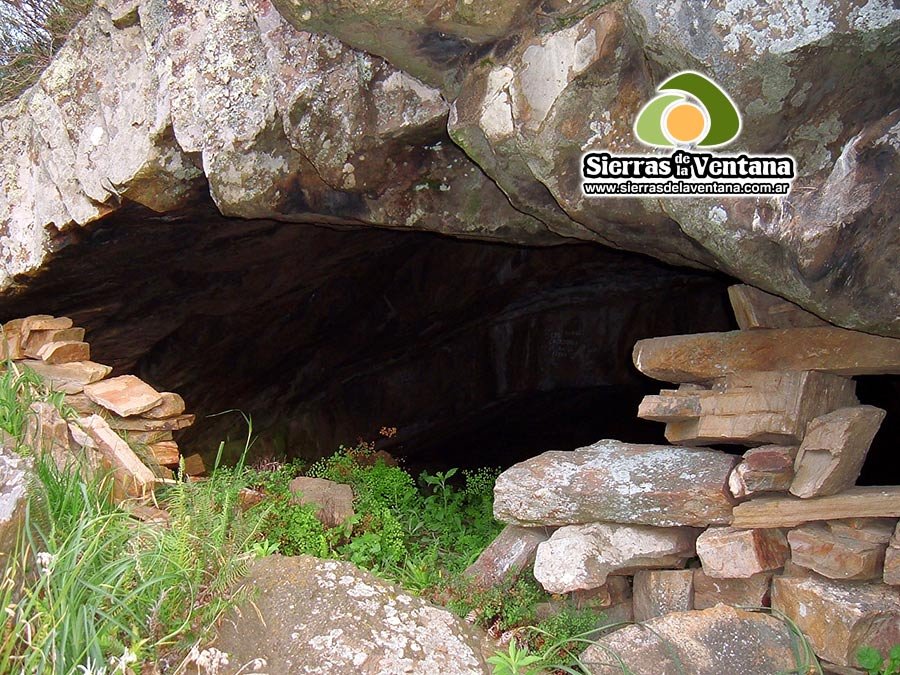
75,415,155,499
37,340,90,364
791,406,886,498
463,525,551,588
664,371,857,446
788,523,886,581
728,284,830,330
729,445,797,499
633,327,900,383
21,359,112,394
84,375,163,417
772,575,900,667
696,527,789,578
143,392,186,419
23,327,85,358
732,487,900,529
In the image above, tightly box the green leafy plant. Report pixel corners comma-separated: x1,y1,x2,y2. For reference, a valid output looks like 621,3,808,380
858,645,900,675
487,639,545,675
250,539,280,558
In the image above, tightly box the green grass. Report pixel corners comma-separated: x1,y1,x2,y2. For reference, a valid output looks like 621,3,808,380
0,364,268,673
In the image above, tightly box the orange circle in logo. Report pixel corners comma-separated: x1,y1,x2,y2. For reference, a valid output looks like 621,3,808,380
665,103,706,144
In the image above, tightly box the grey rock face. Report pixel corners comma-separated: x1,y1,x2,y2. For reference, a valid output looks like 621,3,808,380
0,443,30,557
493,440,737,528
212,555,489,674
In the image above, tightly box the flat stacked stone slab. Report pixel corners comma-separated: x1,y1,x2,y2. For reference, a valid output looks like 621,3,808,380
787,523,887,581
23,327,85,358
727,285,831,330
732,487,900,529
76,414,156,499
84,375,164,417
21,359,112,394
642,371,858,447
493,440,737,528
633,327,900,383
533,522,699,593
772,575,900,667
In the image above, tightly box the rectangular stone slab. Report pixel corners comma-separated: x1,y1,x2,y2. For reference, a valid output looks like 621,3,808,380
24,327,85,358
76,415,155,499
37,341,91,364
20,360,112,394
493,440,738,528
732,487,900,528
84,375,163,417
107,414,195,432
463,525,551,589
790,405,885,498
692,570,772,610
633,327,900,383
648,371,857,446
147,440,180,467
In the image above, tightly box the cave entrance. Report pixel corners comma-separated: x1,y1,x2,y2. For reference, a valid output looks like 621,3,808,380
0,197,804,474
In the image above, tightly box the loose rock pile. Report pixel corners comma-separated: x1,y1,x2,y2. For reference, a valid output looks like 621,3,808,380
479,285,900,672
3,315,200,503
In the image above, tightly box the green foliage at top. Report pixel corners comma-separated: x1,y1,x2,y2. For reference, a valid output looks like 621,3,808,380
859,645,900,675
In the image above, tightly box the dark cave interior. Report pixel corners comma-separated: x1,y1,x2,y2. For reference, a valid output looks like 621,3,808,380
0,198,896,481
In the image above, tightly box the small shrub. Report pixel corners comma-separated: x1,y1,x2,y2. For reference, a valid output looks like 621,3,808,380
263,496,328,557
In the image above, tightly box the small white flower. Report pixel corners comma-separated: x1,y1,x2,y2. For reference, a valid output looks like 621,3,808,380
109,648,137,673
36,552,55,576
188,646,230,674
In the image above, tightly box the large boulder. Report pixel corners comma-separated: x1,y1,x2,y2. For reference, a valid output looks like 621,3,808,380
212,555,489,674
580,605,804,675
